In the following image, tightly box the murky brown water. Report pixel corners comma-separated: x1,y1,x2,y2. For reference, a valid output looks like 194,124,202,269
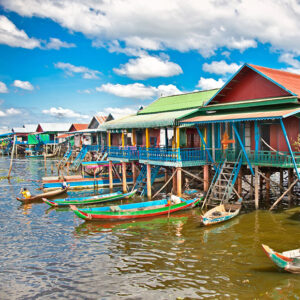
0,157,299,299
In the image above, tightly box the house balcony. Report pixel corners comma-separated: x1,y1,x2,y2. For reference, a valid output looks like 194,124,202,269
106,146,300,169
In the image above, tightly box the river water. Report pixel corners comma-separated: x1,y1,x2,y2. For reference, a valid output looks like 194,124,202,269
0,157,299,299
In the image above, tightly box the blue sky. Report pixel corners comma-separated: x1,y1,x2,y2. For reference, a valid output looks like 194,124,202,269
0,0,300,130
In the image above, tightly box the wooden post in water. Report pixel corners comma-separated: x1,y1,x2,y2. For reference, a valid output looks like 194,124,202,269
109,161,113,192
288,168,294,205
255,165,259,209
237,168,242,196
280,169,284,192
172,167,177,193
265,170,271,204
203,165,209,192
51,162,54,174
122,162,127,193
7,135,16,179
132,162,136,185
147,164,151,199
177,167,182,197
250,174,254,199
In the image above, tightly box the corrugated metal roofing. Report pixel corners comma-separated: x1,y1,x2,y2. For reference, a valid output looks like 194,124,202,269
12,127,31,133
38,123,72,132
139,89,219,115
249,64,300,96
69,123,88,131
104,109,198,129
95,116,108,124
182,107,300,124
23,124,38,132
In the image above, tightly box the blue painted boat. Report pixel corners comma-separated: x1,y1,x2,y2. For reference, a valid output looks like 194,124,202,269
42,173,165,191
202,199,242,226
43,189,136,206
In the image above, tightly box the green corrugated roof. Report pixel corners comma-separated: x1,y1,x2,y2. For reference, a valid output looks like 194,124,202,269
138,89,219,115
103,109,198,130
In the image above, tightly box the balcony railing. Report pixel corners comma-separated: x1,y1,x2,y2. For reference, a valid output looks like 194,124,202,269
106,146,300,167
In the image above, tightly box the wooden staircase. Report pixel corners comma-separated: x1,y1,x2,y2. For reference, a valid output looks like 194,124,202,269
133,165,160,196
203,152,243,208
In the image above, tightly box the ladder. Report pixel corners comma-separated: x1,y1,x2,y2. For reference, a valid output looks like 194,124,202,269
205,152,243,207
58,147,73,168
71,146,88,171
133,165,160,196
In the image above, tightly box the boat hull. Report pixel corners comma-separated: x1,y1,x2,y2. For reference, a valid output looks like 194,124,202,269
43,190,136,206
71,197,202,221
262,244,300,274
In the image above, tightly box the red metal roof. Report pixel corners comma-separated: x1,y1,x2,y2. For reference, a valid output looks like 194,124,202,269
95,116,108,124
249,64,300,96
70,124,88,132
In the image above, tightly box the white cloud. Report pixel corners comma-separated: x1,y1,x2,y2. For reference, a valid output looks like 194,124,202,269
0,81,8,93
45,38,75,50
13,80,34,90
203,60,241,75
0,107,22,117
97,83,181,100
98,107,138,120
4,0,300,56
278,52,300,74
0,15,40,49
114,55,182,80
42,107,89,119
77,89,92,94
55,62,100,79
197,77,224,90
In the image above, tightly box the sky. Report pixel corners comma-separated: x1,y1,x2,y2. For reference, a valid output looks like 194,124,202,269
1,0,300,131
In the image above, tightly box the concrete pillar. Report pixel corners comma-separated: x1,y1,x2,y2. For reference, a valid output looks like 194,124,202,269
147,164,151,199
109,161,113,192
255,165,259,209
122,162,127,193
177,167,182,197
204,165,209,192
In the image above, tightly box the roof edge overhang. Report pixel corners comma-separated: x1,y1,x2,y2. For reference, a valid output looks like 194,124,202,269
204,63,297,106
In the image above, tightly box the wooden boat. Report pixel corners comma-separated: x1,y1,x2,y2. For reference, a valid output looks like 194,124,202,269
16,187,69,203
70,195,203,221
262,244,300,274
42,173,165,191
201,199,242,226
42,189,137,207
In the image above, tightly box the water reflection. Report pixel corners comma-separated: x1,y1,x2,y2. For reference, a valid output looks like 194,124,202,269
0,157,300,299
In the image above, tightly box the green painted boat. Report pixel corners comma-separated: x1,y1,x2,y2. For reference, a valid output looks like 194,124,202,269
70,196,202,221
42,189,136,207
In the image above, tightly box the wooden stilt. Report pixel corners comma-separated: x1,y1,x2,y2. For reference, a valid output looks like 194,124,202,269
164,168,168,183
288,168,294,205
255,166,259,209
237,168,242,196
250,174,254,199
177,167,182,197
109,161,113,192
51,163,54,174
280,169,284,192
172,167,177,193
122,162,127,193
147,164,151,199
153,168,177,198
265,170,271,204
203,165,209,192
132,162,136,185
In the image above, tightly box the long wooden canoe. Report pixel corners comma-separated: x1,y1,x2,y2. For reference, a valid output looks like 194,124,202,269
202,199,242,226
42,189,137,207
16,187,69,203
70,196,202,221
262,244,300,274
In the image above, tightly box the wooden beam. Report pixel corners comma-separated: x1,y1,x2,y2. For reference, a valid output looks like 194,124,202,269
109,161,113,192
177,167,182,197
122,162,127,193
181,168,204,182
146,128,150,149
176,127,180,149
147,164,151,199
255,166,259,209
270,178,299,210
